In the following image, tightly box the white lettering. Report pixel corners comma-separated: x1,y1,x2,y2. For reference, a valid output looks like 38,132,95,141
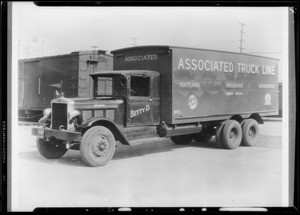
124,54,158,62
226,82,244,88
205,60,210,71
178,58,185,70
146,105,150,111
198,60,204,70
229,62,234,72
185,58,191,70
262,66,276,75
191,59,197,71
177,58,274,77
130,105,151,118
179,82,201,88
259,84,275,89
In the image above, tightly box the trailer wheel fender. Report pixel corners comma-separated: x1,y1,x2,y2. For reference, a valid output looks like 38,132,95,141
230,115,243,123
249,113,263,124
81,118,129,145
215,120,229,148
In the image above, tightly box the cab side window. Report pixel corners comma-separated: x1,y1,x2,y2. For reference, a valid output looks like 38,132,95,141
130,76,150,97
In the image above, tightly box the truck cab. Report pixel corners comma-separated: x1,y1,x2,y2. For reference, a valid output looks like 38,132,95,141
32,70,162,167
90,70,160,127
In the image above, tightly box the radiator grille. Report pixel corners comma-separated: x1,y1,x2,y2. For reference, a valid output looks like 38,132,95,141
52,103,68,130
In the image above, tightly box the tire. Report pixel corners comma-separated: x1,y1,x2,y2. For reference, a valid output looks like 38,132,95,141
194,133,213,142
242,119,259,146
80,126,116,167
215,123,225,148
36,137,68,159
170,134,194,145
222,120,242,149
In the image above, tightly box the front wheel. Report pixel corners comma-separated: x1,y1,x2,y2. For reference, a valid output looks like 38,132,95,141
170,134,194,145
80,126,116,167
36,137,68,159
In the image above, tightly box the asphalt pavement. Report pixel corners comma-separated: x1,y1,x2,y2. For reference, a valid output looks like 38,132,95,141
12,119,283,211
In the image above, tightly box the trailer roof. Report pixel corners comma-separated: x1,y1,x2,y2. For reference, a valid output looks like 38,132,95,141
111,45,279,61
90,70,159,77
18,49,110,62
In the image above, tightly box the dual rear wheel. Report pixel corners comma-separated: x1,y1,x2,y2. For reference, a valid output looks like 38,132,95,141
171,119,259,149
216,119,259,149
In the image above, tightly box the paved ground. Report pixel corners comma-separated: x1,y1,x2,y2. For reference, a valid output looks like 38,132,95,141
12,119,283,211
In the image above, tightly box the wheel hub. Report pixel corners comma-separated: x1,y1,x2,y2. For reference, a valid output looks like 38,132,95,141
248,126,256,138
93,136,109,157
230,128,238,139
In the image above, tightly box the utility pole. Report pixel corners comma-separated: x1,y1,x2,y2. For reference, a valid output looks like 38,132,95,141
131,37,137,46
239,23,246,53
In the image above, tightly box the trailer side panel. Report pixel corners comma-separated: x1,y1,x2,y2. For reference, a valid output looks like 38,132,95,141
171,47,279,124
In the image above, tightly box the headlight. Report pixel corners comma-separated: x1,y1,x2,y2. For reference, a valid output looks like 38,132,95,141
68,109,80,120
43,108,52,118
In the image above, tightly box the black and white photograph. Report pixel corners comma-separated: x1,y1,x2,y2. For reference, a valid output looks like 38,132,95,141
8,2,295,211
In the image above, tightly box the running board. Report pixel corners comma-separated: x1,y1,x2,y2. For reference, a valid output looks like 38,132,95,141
128,136,167,146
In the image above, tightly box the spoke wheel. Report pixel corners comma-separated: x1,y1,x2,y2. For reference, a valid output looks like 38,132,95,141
80,126,116,167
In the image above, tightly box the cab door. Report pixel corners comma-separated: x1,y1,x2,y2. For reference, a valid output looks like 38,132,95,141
126,74,160,126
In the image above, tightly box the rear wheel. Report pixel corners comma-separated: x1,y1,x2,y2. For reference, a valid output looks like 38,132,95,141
80,126,116,167
242,119,259,146
170,134,194,145
222,120,242,149
36,137,68,159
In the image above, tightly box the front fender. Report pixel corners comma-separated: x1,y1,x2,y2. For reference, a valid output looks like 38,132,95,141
81,117,129,145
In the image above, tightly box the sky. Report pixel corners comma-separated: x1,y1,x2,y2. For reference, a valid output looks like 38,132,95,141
13,3,288,81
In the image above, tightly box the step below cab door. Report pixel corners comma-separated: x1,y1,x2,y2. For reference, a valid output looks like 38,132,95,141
126,73,160,126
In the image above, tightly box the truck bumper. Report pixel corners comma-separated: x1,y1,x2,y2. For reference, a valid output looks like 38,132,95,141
32,127,82,142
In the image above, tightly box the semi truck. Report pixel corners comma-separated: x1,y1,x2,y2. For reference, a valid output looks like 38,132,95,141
32,46,279,167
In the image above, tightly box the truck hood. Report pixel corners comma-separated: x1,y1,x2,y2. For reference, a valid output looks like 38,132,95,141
52,97,124,110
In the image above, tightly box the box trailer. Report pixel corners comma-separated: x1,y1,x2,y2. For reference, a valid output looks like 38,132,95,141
32,46,279,167
18,50,113,121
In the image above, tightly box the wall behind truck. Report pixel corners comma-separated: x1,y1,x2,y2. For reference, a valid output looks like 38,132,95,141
18,55,73,111
18,50,113,120
78,51,113,98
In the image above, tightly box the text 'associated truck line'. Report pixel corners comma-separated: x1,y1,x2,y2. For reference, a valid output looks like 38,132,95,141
178,58,276,75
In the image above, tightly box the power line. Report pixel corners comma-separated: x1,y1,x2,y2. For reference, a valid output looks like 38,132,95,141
239,23,246,53
244,52,282,54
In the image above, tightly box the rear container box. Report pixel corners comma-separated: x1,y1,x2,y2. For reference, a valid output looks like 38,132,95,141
112,46,279,124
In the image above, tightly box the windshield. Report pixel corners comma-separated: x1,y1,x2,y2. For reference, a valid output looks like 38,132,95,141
94,76,127,97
